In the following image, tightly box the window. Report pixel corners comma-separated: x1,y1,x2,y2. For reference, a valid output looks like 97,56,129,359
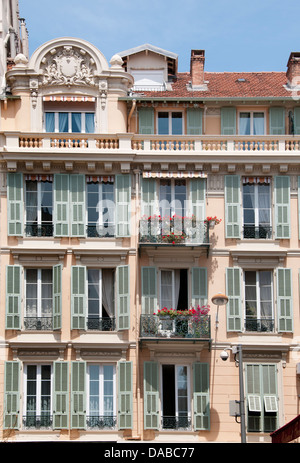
25,176,53,237
86,178,115,237
161,364,191,430
244,270,274,332
160,269,188,311
159,179,186,218
239,111,265,135
25,268,53,330
246,364,278,433
45,111,95,133
158,111,183,135
87,268,115,330
242,179,271,238
87,364,116,429
23,364,52,429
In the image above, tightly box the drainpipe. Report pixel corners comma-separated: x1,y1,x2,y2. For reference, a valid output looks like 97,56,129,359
128,99,136,131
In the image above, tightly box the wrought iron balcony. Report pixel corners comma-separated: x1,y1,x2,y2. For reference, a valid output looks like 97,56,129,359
87,224,115,238
25,223,54,237
162,415,192,430
24,316,53,330
87,316,116,331
245,318,274,332
243,225,272,239
22,414,53,429
139,216,209,247
86,415,117,429
140,314,211,339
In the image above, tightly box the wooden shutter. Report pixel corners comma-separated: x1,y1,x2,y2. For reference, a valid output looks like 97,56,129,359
187,108,203,135
221,107,236,135
54,174,69,237
7,172,23,236
71,266,86,330
117,265,130,330
277,268,293,332
144,361,159,430
53,361,69,429
226,267,242,332
274,176,290,239
193,362,210,430
53,264,62,330
70,174,85,237
139,107,154,134
225,175,241,238
3,361,20,429
141,177,157,217
6,265,21,330
190,178,206,243
115,174,131,237
269,107,285,135
294,107,300,134
71,361,86,429
118,361,133,429
141,267,157,314
191,267,207,308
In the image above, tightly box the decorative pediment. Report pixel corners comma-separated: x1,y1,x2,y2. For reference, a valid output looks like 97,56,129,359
40,45,97,88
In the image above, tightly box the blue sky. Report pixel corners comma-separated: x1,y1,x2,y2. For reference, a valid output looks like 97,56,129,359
20,0,300,73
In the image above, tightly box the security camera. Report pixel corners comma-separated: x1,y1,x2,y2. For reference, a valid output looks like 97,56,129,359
220,350,229,361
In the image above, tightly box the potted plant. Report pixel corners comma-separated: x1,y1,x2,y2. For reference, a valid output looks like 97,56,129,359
204,216,222,229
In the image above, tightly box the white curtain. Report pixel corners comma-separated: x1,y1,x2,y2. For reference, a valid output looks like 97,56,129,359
102,269,114,317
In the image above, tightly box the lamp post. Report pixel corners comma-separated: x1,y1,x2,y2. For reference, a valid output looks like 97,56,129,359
212,293,246,443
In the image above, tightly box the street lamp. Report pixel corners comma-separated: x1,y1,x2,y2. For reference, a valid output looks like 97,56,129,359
211,292,228,328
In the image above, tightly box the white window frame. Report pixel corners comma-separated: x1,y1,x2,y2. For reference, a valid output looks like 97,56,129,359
44,111,95,133
159,178,187,218
87,268,103,318
25,268,53,318
25,178,53,231
242,181,272,230
86,180,115,236
243,270,274,327
238,110,266,135
87,363,116,418
23,364,53,421
157,110,184,135
160,363,191,428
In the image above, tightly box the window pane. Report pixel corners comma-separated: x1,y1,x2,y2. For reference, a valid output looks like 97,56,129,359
45,113,55,132
59,113,69,132
253,113,265,135
158,112,169,134
172,112,183,135
239,112,251,135
85,113,95,133
72,113,81,133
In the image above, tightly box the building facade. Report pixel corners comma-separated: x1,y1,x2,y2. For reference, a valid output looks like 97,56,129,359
0,1,300,443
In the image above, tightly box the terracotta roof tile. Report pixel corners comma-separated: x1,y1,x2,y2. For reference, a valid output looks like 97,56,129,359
135,71,292,99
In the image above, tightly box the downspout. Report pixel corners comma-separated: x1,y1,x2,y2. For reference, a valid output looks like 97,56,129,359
128,99,136,132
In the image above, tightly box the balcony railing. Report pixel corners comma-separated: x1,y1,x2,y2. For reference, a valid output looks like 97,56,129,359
6,133,300,154
139,217,209,247
162,416,192,430
24,316,53,330
87,316,116,331
86,415,117,430
243,225,272,239
245,318,274,332
25,223,54,237
140,314,211,339
22,414,53,429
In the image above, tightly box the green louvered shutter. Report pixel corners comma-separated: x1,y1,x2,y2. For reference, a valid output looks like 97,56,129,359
225,175,241,238
294,107,300,134
190,178,206,243
53,264,62,330
141,177,157,217
54,174,69,237
71,361,86,429
6,265,21,330
139,107,154,134
70,174,85,237
191,267,207,308
7,172,23,236
277,268,293,332
118,361,133,429
71,266,86,330
4,361,20,429
274,176,290,239
141,267,157,314
221,107,236,135
187,108,203,135
193,362,210,430
144,361,159,430
115,174,131,237
226,267,242,332
117,265,130,330
269,107,285,135
53,361,69,429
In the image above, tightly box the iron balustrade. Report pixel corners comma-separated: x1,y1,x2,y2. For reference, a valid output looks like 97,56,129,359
140,314,211,339
22,414,53,429
24,317,53,330
243,225,272,239
86,415,117,429
87,316,116,331
245,318,274,332
25,223,54,237
86,224,115,238
161,416,192,430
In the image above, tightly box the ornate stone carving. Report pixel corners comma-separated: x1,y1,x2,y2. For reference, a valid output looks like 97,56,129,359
41,45,96,87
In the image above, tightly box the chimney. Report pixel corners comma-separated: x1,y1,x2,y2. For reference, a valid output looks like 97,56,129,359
286,52,300,87
190,49,205,87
